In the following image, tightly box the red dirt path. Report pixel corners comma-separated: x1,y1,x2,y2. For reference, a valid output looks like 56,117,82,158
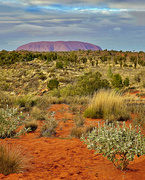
0,104,145,180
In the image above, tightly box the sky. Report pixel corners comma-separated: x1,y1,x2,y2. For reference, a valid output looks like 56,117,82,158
0,0,145,52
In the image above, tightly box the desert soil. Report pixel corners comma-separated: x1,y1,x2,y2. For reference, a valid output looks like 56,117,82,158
0,104,145,180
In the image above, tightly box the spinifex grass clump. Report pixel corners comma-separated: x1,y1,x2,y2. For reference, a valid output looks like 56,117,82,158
70,125,95,138
0,143,27,175
84,89,130,122
82,121,145,170
0,105,30,138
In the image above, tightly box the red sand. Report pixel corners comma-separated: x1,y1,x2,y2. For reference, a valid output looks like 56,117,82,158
0,104,145,180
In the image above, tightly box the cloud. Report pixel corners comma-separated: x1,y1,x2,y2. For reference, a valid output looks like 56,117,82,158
2,0,145,10
129,11,145,26
15,0,145,10
0,0,145,51
113,27,121,31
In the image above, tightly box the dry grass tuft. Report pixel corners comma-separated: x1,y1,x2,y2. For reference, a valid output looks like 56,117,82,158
25,119,38,132
70,126,86,138
70,125,96,138
0,143,27,175
84,89,130,122
30,107,46,120
73,114,85,127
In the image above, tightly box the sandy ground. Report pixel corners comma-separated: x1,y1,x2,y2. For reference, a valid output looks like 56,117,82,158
0,104,145,180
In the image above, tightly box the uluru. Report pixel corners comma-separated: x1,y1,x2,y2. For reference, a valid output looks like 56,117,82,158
16,41,102,52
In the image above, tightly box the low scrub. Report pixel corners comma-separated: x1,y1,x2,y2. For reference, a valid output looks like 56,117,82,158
15,95,36,111
30,107,46,120
84,89,130,122
127,103,145,128
70,125,95,138
60,71,110,97
0,143,27,175
0,91,13,108
0,106,30,139
73,114,85,127
70,127,86,138
25,119,38,132
40,115,58,137
82,121,145,170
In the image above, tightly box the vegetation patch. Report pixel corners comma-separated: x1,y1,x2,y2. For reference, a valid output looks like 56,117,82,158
0,106,30,139
84,89,130,122
40,113,58,137
60,71,110,97
82,121,145,170
25,119,38,132
0,143,27,175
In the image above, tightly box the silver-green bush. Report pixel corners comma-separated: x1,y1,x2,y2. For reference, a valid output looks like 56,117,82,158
40,112,58,137
0,105,30,138
81,121,145,170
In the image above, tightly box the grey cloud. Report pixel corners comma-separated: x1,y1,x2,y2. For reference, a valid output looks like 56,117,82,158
129,11,145,26
1,1,145,51
113,27,121,31
21,0,145,9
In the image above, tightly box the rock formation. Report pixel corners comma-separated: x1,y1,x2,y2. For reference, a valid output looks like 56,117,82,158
16,41,102,52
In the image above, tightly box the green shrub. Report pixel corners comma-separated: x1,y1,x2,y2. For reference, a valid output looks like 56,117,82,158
56,61,63,69
82,121,145,170
76,71,110,95
84,89,130,122
111,74,123,88
47,79,59,90
60,72,110,96
0,143,27,175
0,106,30,139
124,77,130,87
107,65,113,78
